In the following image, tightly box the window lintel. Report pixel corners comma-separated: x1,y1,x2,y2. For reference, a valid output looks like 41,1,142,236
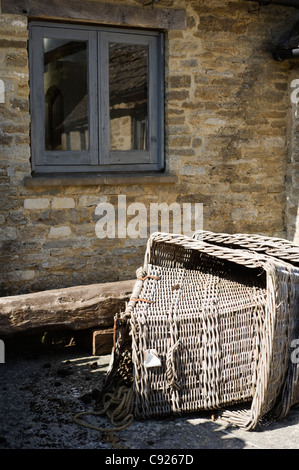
2,0,186,31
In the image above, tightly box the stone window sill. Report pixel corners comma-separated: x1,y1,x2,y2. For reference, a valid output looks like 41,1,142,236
24,173,178,188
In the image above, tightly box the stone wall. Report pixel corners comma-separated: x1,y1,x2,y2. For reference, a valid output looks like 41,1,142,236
0,0,298,295
286,69,299,244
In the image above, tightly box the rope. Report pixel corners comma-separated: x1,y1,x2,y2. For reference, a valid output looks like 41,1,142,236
131,297,154,304
138,275,161,281
166,340,181,391
74,333,134,433
73,384,134,433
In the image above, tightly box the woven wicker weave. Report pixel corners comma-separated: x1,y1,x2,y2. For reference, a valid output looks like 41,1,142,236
192,230,299,266
192,229,299,421
111,232,298,430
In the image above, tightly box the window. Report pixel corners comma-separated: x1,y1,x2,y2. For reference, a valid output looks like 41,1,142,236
29,22,164,173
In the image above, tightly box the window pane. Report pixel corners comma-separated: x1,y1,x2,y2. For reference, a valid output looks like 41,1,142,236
43,38,88,151
109,42,148,151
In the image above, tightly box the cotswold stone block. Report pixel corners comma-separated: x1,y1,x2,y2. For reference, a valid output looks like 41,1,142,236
0,39,27,48
51,197,75,209
167,90,189,101
10,97,29,111
24,198,50,210
78,195,104,207
168,135,192,148
48,226,72,239
205,118,227,126
0,227,17,241
30,210,67,225
181,165,206,176
0,135,12,145
6,51,27,68
264,137,286,149
169,75,191,88
192,137,202,148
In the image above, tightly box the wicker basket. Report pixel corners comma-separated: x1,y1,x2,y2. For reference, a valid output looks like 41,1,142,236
110,232,298,430
192,230,299,266
192,229,299,421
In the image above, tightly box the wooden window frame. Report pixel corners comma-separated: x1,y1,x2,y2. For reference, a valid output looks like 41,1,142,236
29,21,164,174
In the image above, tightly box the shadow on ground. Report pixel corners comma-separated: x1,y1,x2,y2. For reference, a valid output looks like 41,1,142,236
0,335,299,450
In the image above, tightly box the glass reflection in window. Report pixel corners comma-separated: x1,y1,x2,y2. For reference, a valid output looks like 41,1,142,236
43,38,88,151
109,42,148,151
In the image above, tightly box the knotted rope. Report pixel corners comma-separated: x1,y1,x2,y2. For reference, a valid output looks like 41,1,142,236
73,383,134,432
166,340,181,392
74,330,135,433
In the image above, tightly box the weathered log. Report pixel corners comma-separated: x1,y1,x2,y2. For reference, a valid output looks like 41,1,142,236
0,279,135,336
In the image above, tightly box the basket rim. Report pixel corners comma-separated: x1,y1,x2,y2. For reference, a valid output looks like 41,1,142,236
192,230,299,265
145,231,297,273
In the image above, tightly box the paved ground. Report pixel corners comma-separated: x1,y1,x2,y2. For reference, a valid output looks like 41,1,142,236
1,340,299,453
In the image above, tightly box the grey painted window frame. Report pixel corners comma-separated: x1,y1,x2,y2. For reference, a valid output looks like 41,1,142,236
29,22,164,174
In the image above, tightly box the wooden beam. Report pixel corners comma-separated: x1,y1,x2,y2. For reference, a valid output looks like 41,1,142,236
1,0,186,30
92,328,113,355
0,279,136,336
75,327,114,355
